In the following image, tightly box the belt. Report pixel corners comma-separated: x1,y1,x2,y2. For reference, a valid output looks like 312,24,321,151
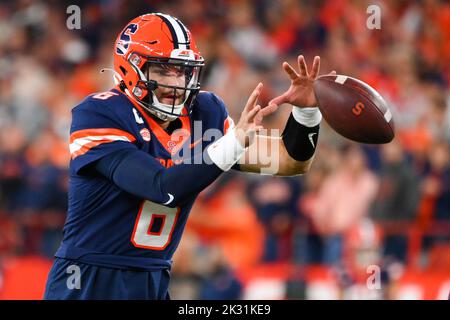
55,243,172,271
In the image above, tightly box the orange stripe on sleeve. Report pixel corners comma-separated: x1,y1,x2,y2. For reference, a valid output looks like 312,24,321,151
69,128,136,143
70,139,114,159
69,128,137,160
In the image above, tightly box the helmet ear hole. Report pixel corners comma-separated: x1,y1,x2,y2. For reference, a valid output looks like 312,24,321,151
120,66,127,75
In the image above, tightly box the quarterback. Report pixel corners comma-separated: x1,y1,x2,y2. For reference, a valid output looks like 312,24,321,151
44,13,325,299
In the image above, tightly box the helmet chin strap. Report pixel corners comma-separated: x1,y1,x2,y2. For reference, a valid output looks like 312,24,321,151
100,67,174,121
147,107,177,122
145,70,199,121
150,90,187,118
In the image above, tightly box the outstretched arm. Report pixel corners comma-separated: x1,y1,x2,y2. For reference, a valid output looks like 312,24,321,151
94,84,278,207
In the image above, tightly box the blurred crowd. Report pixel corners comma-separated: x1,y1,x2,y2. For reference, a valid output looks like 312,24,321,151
0,0,449,299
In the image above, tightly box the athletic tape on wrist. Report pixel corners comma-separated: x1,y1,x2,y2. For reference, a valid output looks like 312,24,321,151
292,106,322,127
207,128,246,171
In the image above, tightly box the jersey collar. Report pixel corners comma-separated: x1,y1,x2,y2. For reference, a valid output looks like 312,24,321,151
114,87,191,155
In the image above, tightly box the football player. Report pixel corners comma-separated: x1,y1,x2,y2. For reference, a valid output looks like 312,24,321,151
44,13,325,299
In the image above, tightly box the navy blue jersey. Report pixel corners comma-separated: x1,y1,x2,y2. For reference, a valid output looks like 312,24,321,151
57,88,233,267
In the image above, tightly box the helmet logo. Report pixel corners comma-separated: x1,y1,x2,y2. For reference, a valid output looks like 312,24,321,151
171,48,195,60
116,24,138,56
177,50,191,57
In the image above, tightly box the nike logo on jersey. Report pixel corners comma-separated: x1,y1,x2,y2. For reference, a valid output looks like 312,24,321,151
133,108,144,124
163,193,174,205
308,133,317,148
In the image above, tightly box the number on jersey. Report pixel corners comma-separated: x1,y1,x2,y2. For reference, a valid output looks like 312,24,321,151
131,200,179,250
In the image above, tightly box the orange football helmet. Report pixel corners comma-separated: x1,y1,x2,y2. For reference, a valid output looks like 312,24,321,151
112,13,204,121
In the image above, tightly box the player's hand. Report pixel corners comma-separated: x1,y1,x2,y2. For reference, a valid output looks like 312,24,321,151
234,83,278,148
269,55,336,108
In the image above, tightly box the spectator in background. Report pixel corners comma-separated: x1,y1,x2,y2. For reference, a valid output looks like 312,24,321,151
370,139,421,262
428,142,450,221
225,1,278,70
7,130,67,257
301,144,379,265
169,232,203,299
170,232,243,300
247,176,301,262
297,141,341,265
418,142,450,251
198,245,243,300
187,174,264,269
420,142,450,228
427,88,450,143
0,125,27,213
0,125,27,259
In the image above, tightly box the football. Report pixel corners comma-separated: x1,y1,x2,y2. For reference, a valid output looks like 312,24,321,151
313,75,395,144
